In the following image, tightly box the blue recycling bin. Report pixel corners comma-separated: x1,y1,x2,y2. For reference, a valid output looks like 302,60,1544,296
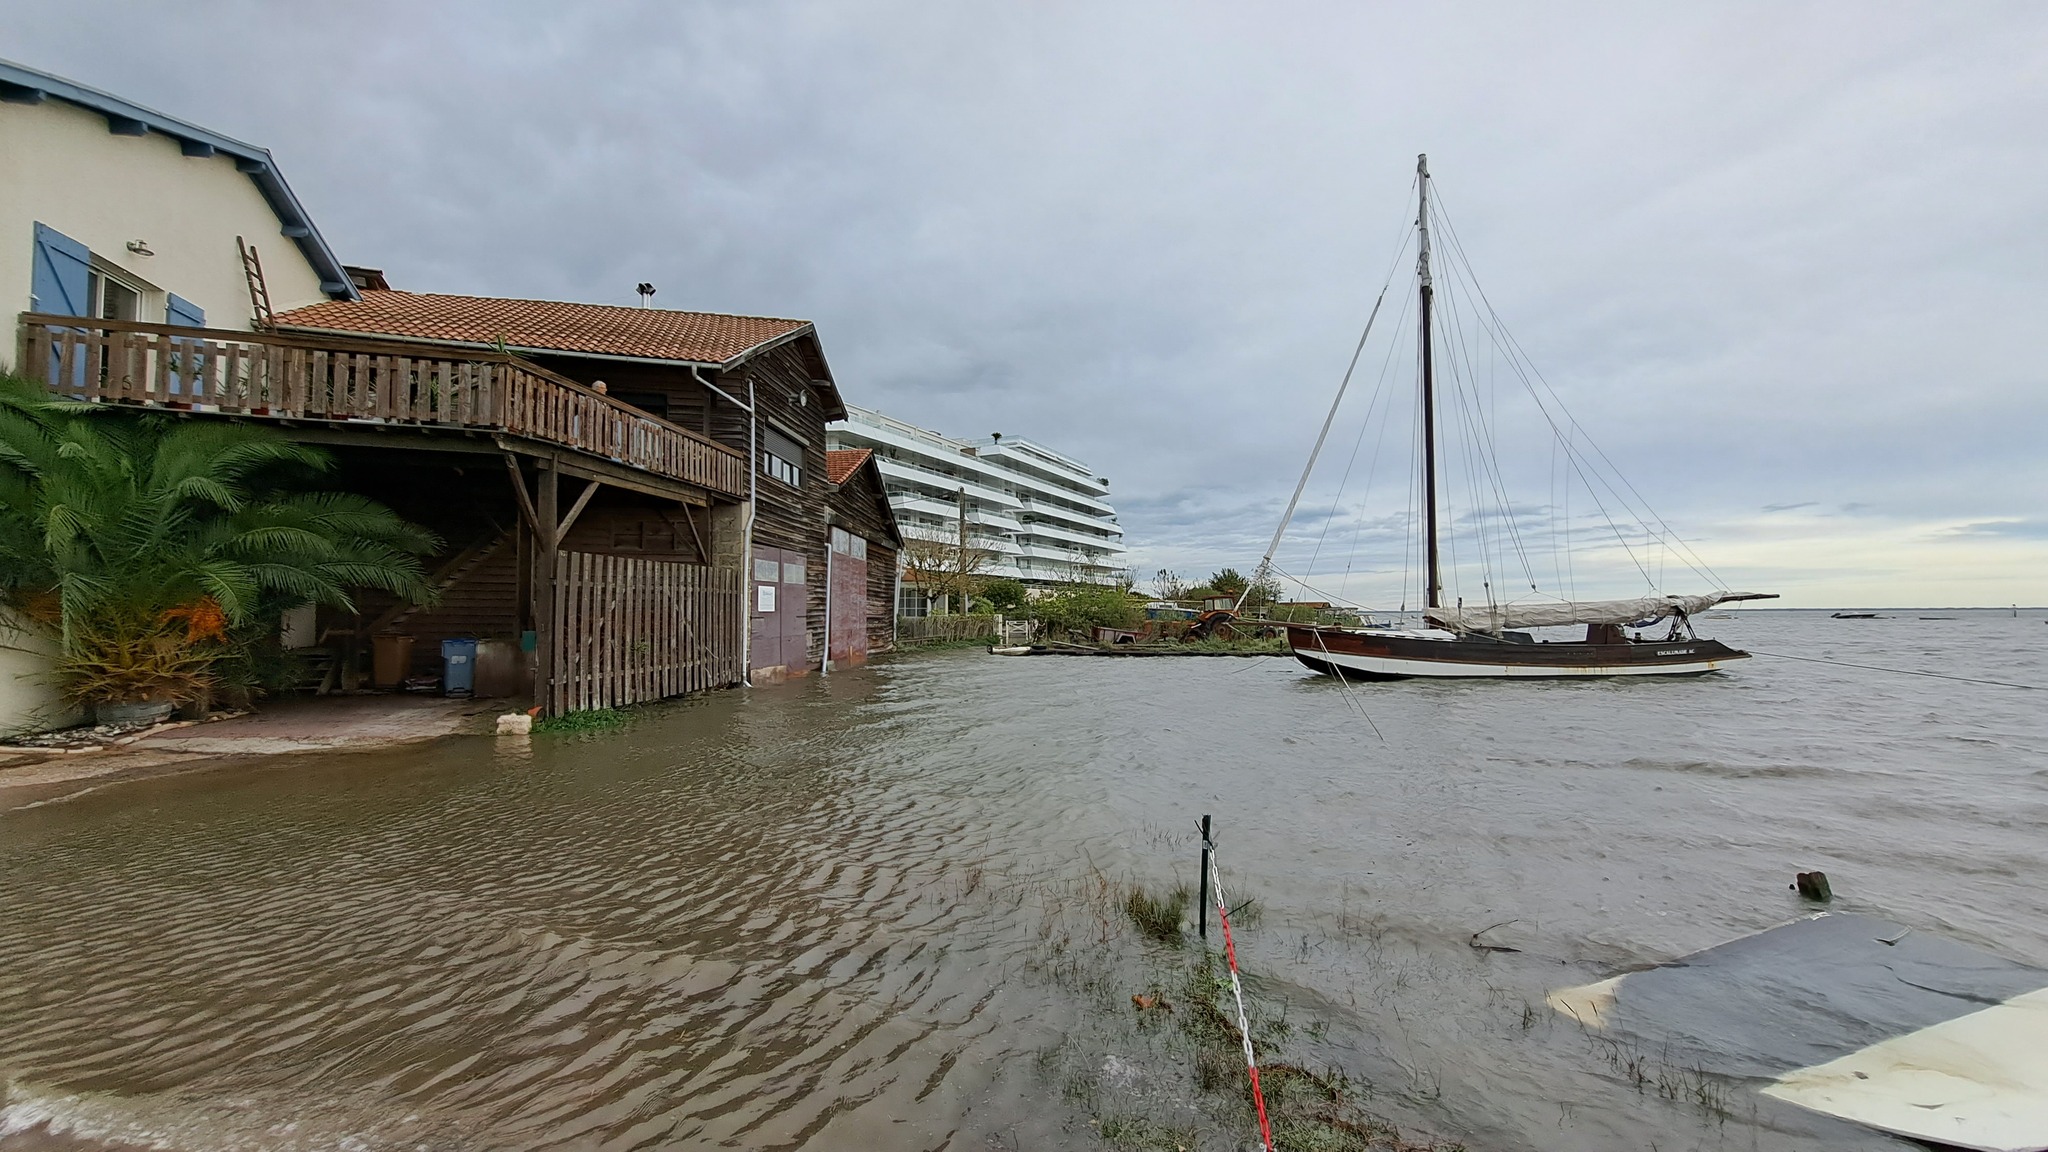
441,638,477,697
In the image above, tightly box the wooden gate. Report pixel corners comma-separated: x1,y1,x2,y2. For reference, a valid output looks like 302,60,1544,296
550,552,742,713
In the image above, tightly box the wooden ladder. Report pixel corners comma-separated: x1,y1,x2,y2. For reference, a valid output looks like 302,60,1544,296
237,235,275,330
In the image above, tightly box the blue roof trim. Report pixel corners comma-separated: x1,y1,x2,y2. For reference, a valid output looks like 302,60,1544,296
0,58,357,302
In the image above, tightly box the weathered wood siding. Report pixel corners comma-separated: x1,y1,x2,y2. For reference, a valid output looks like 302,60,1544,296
730,343,831,673
827,458,901,654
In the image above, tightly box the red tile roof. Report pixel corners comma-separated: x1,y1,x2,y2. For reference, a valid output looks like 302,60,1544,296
275,290,813,366
825,448,872,486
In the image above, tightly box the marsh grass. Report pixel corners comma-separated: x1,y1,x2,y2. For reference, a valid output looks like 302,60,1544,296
1034,879,1465,1152
1125,884,1191,945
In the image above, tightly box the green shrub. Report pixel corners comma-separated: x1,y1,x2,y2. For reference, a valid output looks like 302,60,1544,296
981,578,1028,613
1030,582,1140,636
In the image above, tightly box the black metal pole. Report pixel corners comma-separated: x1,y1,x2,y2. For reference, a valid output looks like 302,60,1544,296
1198,814,1212,941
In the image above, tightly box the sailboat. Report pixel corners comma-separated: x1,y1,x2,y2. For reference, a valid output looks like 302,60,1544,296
1272,156,1775,679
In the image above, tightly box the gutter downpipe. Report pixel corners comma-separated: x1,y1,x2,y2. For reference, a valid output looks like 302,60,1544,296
820,519,832,677
694,365,757,687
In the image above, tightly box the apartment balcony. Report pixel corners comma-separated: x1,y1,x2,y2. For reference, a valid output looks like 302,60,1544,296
1014,519,1126,553
969,440,1110,497
19,314,748,499
874,456,1022,510
838,415,1118,514
1017,497,1119,533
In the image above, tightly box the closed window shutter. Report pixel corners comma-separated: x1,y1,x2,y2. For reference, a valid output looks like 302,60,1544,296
31,222,90,317
763,427,804,464
165,294,206,397
166,294,204,326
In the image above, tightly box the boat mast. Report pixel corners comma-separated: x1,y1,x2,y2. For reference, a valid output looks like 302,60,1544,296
1417,153,1442,610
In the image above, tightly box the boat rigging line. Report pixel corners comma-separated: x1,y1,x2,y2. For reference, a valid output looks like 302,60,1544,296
1238,181,1418,613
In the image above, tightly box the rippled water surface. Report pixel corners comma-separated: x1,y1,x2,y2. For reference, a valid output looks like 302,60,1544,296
2,609,2044,1150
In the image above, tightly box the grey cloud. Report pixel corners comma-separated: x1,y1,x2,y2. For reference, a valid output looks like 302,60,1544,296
7,2,2045,604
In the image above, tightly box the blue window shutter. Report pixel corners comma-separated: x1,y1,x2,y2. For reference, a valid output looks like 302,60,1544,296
166,294,204,327
164,295,206,398
31,222,90,317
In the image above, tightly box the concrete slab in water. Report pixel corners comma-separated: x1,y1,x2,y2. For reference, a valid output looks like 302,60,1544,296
1550,913,2048,1151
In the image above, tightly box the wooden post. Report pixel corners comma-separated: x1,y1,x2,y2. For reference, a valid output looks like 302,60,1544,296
535,460,560,711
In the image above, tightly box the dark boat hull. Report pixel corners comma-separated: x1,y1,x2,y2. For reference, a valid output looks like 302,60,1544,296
1285,625,1748,679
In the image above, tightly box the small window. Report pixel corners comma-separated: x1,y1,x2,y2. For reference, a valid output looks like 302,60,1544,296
851,536,867,560
782,559,807,586
762,452,800,487
753,558,780,582
86,270,142,322
831,528,852,554
761,427,804,488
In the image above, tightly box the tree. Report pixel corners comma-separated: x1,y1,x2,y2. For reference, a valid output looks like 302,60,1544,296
1210,568,1247,597
1151,569,1187,600
1244,572,1283,612
981,577,1028,613
897,528,994,615
0,374,440,707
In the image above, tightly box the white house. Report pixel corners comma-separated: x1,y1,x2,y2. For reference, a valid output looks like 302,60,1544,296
0,59,355,730
1,59,353,337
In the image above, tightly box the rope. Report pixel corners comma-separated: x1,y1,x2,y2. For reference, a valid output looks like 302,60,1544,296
1749,650,2043,691
1204,840,1274,1152
1308,626,1387,743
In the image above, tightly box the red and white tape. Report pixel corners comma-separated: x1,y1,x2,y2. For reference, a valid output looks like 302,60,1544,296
1206,846,1274,1152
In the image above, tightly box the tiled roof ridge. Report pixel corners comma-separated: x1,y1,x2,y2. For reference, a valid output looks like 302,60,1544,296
273,290,816,367
338,289,812,327
825,447,873,486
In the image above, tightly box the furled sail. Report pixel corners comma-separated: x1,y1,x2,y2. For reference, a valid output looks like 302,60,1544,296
1425,591,1775,633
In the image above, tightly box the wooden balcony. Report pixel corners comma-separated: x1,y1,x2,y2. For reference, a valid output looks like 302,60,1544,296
16,314,748,500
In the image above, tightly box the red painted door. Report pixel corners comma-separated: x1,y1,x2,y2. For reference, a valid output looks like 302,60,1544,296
828,528,868,668
780,551,809,674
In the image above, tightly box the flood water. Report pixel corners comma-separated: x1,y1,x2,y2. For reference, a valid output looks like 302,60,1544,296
2,609,2044,1151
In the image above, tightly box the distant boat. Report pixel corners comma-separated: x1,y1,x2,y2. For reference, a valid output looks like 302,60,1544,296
1831,612,1882,620
1272,156,1775,680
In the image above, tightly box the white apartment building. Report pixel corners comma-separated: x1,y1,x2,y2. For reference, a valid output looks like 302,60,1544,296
827,405,1127,612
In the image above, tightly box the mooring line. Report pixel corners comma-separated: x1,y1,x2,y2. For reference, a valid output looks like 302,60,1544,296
1748,650,2044,692
1312,628,1387,743
1204,841,1275,1152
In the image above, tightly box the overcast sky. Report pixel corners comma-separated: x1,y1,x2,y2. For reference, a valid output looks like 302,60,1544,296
9,2,2045,606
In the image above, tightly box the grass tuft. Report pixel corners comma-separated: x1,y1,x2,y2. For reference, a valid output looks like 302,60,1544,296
1123,884,1190,945
533,707,628,734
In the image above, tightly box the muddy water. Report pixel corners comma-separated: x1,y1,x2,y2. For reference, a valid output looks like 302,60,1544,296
1,609,2044,1150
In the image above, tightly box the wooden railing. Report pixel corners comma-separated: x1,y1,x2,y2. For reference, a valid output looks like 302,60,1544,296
16,314,748,499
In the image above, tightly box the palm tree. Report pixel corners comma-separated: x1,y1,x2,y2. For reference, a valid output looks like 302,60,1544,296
0,372,440,708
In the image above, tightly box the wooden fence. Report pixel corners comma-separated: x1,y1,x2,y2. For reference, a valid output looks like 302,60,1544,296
19,315,747,498
550,552,742,713
895,613,999,645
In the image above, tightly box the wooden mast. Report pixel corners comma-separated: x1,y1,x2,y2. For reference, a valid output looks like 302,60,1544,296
1417,154,1442,610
